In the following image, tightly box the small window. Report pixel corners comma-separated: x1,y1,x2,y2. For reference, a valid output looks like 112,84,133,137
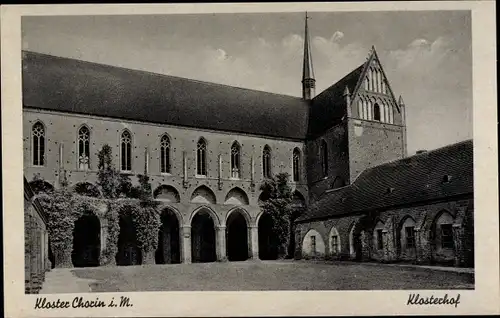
231,141,241,178
374,103,381,121
262,145,272,179
376,229,383,250
197,138,207,176
292,148,301,182
331,235,338,254
78,126,90,170
311,235,316,253
32,122,45,166
440,224,454,249
405,226,415,248
160,134,171,174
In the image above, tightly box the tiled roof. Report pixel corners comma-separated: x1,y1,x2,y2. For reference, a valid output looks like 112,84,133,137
308,64,364,136
297,140,473,222
22,51,310,140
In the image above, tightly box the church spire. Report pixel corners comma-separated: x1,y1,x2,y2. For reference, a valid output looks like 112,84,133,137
302,12,316,100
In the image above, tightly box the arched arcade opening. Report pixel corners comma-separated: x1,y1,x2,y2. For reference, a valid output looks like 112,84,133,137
258,213,279,260
155,208,181,264
116,212,142,266
191,209,217,263
226,210,249,261
71,212,101,267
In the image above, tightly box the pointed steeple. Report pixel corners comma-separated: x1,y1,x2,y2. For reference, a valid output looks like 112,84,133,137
302,12,316,100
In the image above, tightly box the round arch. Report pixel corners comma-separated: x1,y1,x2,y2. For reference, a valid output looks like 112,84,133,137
190,185,217,205
224,187,249,206
189,205,221,226
72,210,101,267
158,205,184,226
225,207,251,226
154,185,181,203
301,229,326,258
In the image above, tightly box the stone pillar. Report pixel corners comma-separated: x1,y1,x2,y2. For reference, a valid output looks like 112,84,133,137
217,226,227,262
182,226,191,264
452,224,464,267
182,151,188,188
142,250,155,265
250,226,259,260
360,230,370,261
217,154,223,190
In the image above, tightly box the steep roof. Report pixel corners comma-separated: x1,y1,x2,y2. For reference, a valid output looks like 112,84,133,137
308,64,364,136
297,140,474,222
22,51,310,140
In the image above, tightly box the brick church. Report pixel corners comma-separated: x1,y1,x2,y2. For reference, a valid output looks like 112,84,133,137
22,16,474,269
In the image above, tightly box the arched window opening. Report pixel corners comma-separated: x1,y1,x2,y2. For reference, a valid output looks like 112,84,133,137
292,148,301,182
196,138,207,176
160,134,171,174
320,140,328,177
373,103,381,121
78,126,90,170
120,130,132,172
365,76,370,91
32,122,45,166
231,142,241,179
262,145,272,179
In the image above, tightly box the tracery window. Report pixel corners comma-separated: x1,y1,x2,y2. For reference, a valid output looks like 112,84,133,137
197,138,207,176
120,130,132,172
231,141,241,178
160,134,171,174
32,122,45,166
78,126,90,170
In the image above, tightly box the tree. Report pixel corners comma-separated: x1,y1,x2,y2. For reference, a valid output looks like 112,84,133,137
97,144,121,199
259,172,293,259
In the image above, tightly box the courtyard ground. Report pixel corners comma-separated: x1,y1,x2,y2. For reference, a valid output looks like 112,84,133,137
39,260,474,293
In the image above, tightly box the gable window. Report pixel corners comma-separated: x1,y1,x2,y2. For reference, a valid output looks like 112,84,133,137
160,134,171,174
292,148,301,182
196,138,207,176
440,224,454,249
262,145,272,179
405,226,416,248
32,122,45,166
120,130,132,172
320,140,328,177
376,229,384,250
311,235,316,254
78,126,90,170
231,141,241,178
374,103,381,121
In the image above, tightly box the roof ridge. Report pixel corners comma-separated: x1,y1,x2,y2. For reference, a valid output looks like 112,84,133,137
22,50,307,101
354,139,473,180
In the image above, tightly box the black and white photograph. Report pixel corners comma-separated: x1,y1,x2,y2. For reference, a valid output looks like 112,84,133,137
2,2,498,317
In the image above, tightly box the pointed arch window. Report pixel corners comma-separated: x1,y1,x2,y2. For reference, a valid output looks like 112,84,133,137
160,134,171,174
292,148,301,182
320,140,328,177
373,103,381,121
78,126,90,170
196,138,207,176
120,130,132,172
231,141,241,179
262,145,272,179
32,121,45,166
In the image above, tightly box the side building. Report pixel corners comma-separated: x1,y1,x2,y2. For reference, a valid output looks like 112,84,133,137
24,176,51,293
295,140,474,267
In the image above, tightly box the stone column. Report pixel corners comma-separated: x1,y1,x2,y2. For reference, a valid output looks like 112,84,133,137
181,226,191,264
217,226,227,262
360,230,370,261
250,226,259,260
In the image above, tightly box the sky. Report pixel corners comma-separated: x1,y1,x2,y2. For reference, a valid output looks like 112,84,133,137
22,11,472,155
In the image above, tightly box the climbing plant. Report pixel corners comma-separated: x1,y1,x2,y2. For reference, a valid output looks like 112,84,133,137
259,172,293,258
